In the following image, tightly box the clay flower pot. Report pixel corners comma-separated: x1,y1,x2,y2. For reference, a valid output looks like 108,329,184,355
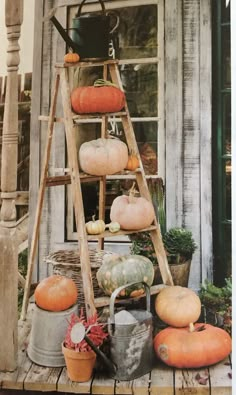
62,343,96,382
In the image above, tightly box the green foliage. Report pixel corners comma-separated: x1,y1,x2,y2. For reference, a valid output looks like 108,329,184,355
130,227,197,265
163,227,197,263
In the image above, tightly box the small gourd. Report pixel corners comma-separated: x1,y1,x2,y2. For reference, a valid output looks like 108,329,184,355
64,52,80,63
125,151,139,171
86,215,106,235
106,221,120,233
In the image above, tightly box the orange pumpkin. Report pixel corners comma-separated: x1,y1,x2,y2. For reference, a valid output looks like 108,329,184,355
155,286,201,327
34,275,78,312
154,323,232,368
110,183,155,230
79,138,128,176
71,85,125,114
125,152,139,171
64,52,80,63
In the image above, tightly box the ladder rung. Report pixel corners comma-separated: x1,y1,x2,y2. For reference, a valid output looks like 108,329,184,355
86,225,158,240
45,174,103,186
73,111,127,123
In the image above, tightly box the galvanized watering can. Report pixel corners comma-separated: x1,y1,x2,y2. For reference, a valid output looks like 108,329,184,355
71,282,154,381
46,0,119,59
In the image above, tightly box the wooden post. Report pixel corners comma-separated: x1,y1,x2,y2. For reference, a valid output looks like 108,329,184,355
0,0,23,371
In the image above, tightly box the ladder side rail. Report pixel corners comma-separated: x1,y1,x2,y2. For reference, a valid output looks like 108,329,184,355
21,73,61,320
59,67,96,318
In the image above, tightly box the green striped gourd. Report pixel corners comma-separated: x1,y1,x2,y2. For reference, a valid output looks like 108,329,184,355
96,254,154,297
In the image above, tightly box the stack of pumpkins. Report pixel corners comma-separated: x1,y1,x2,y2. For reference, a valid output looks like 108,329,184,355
153,286,232,368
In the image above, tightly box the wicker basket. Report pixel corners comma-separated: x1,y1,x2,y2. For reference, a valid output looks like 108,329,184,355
44,249,115,306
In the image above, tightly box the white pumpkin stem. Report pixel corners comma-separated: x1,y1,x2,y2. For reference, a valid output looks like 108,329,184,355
189,322,195,332
92,214,96,222
128,182,139,203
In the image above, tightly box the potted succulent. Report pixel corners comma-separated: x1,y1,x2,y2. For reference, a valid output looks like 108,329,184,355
62,309,108,382
130,227,197,287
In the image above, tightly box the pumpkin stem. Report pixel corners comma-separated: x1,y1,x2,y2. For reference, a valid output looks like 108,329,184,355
92,214,96,222
94,79,118,88
189,322,195,332
128,182,139,203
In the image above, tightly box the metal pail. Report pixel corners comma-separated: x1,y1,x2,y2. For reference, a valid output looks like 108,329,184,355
108,282,154,381
27,303,78,367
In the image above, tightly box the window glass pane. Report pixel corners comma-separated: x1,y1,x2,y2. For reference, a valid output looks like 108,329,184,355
120,64,157,117
222,26,231,87
223,94,231,154
225,159,231,220
118,5,157,59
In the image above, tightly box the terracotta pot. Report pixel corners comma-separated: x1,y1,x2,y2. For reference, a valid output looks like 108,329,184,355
153,259,191,287
62,343,96,382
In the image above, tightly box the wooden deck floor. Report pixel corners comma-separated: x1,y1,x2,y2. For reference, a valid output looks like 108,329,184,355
0,302,232,395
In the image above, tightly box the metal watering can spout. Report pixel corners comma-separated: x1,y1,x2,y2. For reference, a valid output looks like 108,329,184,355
43,8,81,53
70,322,117,376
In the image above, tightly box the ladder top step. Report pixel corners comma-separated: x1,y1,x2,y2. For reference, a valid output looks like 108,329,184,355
55,59,119,69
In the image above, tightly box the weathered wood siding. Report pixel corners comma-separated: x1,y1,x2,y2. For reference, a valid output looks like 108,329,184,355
30,0,212,290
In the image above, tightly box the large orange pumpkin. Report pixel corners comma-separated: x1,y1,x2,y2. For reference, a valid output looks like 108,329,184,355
110,183,155,230
155,286,201,327
34,275,78,312
71,85,125,114
79,138,128,176
154,323,232,368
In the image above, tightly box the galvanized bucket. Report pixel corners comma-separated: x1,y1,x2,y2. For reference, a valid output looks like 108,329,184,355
108,282,154,381
27,303,78,367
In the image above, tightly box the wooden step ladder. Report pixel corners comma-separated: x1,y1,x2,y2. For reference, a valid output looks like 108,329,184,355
21,59,173,320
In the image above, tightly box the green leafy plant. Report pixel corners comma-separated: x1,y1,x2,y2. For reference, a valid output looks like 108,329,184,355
64,309,108,352
130,227,197,265
199,278,232,334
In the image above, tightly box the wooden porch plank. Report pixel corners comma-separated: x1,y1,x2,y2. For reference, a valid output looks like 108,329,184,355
91,372,115,394
23,364,62,391
115,379,133,394
0,315,32,390
208,357,232,395
175,367,210,394
150,361,174,395
132,373,150,395
57,367,91,393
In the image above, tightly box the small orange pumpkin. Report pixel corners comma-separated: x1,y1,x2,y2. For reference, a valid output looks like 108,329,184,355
125,152,139,171
34,275,78,311
155,286,201,327
154,323,232,368
64,52,80,63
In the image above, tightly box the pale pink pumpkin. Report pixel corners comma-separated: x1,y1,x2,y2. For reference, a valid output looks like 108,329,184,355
79,138,128,176
110,184,155,230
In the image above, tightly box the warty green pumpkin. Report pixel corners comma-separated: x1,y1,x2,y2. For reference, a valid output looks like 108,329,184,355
96,253,154,297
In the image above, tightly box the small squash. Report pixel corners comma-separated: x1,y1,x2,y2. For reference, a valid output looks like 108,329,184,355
34,275,78,312
110,182,155,230
64,52,80,63
155,286,201,327
96,253,154,297
154,323,232,368
106,221,121,233
125,152,139,171
86,215,106,235
79,138,128,176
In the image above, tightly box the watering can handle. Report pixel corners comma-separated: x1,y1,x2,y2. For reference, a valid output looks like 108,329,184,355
76,0,106,17
109,282,151,325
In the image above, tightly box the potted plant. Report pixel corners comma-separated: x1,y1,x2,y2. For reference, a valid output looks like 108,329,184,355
130,227,197,287
199,277,232,335
62,308,108,382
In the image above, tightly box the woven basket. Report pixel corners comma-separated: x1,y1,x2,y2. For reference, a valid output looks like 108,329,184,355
44,249,115,306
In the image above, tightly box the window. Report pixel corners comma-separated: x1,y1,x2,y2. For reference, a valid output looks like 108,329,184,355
212,0,231,283
66,0,163,242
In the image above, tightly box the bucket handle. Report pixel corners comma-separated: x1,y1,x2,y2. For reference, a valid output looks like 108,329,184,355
109,281,151,326
75,0,106,17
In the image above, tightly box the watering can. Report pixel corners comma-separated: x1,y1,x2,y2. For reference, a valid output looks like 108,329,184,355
45,0,119,59
71,282,154,381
